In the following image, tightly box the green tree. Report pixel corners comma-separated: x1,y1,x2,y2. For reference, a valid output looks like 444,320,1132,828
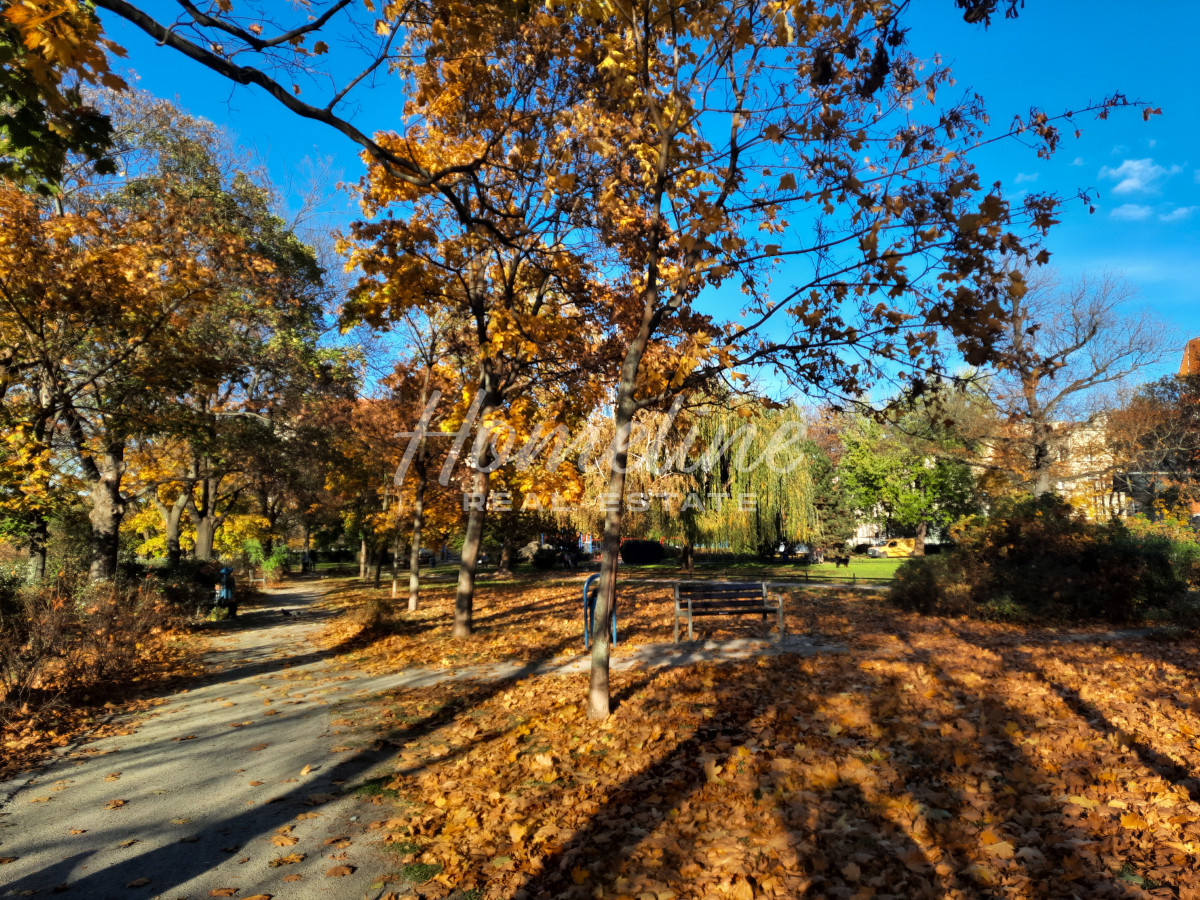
839,414,978,555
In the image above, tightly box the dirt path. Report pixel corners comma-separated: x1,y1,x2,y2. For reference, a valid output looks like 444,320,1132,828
0,582,421,900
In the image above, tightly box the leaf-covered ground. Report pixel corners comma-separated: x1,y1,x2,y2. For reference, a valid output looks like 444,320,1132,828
0,628,204,782
324,577,1200,899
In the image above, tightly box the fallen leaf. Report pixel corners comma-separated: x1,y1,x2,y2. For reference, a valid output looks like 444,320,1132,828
209,890,237,897
106,799,127,810
300,764,312,776
170,817,191,825
270,834,299,847
174,735,197,742
269,853,305,867
250,743,269,752
244,895,273,900
1121,812,1150,830
68,829,86,835
120,840,139,848
126,877,151,887
325,865,354,877
984,840,1015,860
0,857,18,864
29,796,50,803
323,835,349,846
249,781,264,787
105,772,121,781
841,862,861,881
282,875,303,883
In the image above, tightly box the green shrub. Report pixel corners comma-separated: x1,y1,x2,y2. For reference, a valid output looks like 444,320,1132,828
890,494,1188,623
620,539,664,566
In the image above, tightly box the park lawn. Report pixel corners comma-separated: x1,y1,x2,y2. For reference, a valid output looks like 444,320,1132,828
327,584,1200,899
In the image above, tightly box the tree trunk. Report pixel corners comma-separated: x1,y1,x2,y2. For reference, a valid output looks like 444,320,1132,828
408,442,428,612
27,514,48,582
587,265,661,718
194,517,216,561
497,532,513,578
588,427,631,720
88,449,126,581
914,521,927,557
1030,422,1055,496
186,475,223,561
373,545,384,588
153,492,190,565
359,536,369,581
453,467,489,638
682,538,694,575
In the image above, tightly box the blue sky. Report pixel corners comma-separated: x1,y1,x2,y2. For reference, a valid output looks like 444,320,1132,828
100,2,1198,381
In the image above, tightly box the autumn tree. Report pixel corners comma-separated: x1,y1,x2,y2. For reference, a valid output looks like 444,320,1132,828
965,269,1173,498
340,3,611,636
564,0,1144,717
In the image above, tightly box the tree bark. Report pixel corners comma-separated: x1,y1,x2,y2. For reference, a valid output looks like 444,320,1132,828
588,415,631,720
682,538,694,575
407,436,428,612
359,536,369,581
372,544,384,588
26,514,48,582
88,448,126,581
453,466,489,638
497,531,513,578
1030,421,1055,497
153,492,191,564
186,474,225,561
914,521,927,557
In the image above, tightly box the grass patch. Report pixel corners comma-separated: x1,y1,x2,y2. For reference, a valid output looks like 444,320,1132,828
352,775,399,799
399,862,443,883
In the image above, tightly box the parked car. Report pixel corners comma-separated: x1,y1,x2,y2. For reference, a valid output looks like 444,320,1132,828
868,537,916,558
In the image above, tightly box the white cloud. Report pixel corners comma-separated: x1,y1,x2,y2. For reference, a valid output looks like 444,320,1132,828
1160,206,1199,223
1070,157,1084,167
1014,172,1039,184
1110,204,1154,221
1099,158,1183,195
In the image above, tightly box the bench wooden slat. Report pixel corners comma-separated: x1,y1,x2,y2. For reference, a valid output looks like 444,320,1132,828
674,581,784,645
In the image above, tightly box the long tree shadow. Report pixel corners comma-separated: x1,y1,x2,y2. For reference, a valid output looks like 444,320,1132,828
0,653,572,897
510,642,1164,900
973,640,1200,804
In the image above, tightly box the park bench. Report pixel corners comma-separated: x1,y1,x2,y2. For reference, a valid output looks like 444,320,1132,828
673,581,784,645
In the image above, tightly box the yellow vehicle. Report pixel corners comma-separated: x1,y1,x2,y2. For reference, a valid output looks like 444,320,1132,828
868,538,916,558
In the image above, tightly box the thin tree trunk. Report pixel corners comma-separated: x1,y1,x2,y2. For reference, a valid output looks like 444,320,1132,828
359,536,369,581
453,467,490,638
914,521,927,557
27,514,48,582
682,537,694,575
373,545,384,588
588,269,660,718
408,440,428,612
588,440,630,720
497,531,513,578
